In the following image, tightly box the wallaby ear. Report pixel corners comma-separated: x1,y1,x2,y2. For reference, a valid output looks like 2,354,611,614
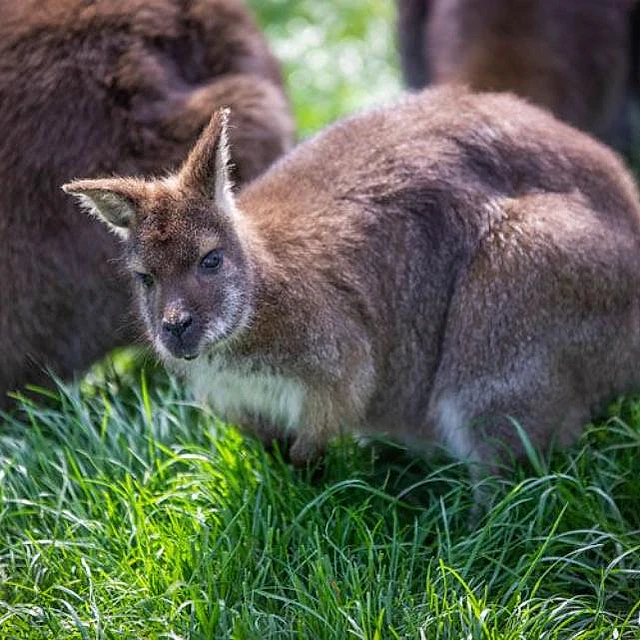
178,108,234,210
62,178,145,239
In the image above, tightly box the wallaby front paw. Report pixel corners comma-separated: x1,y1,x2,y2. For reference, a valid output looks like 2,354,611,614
288,434,324,468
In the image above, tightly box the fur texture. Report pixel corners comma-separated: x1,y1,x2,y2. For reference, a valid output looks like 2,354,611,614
66,87,640,476
0,0,294,406
397,0,640,154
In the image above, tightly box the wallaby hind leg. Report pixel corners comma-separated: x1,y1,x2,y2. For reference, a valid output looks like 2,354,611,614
429,351,593,480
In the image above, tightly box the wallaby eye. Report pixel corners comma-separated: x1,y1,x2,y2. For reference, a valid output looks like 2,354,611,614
135,272,154,289
200,249,223,272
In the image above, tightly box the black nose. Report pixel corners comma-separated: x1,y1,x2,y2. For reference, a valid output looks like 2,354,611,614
162,313,193,339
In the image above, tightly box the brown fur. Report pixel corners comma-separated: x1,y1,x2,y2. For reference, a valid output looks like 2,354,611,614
397,0,640,154
0,0,294,406
65,87,640,479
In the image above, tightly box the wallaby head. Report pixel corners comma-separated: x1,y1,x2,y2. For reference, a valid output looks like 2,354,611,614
64,110,255,362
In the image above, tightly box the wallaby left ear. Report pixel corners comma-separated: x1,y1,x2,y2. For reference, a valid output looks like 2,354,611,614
178,108,234,210
62,178,145,239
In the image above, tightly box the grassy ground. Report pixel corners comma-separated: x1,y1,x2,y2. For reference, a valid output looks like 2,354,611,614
2,372,640,639
2,1,640,638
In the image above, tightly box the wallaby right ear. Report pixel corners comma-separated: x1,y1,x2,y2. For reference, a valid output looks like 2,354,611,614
62,178,145,239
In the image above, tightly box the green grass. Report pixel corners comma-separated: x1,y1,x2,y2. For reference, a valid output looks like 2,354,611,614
2,1,640,638
2,376,640,638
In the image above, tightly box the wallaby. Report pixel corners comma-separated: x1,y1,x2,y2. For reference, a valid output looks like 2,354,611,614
0,0,294,407
397,0,640,155
65,87,640,477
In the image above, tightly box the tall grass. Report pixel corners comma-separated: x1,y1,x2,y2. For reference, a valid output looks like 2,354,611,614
1,375,640,638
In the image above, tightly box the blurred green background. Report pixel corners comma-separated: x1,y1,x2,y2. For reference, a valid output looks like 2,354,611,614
248,0,402,137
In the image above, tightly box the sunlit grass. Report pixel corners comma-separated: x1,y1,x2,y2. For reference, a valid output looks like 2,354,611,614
1,375,640,638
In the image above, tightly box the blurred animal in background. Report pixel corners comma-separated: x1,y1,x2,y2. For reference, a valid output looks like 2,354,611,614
66,87,640,479
0,0,294,407
397,0,640,156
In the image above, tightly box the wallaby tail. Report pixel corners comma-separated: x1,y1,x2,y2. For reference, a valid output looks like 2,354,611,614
397,0,432,89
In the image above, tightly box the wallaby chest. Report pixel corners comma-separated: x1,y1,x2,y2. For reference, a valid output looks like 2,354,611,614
186,354,306,431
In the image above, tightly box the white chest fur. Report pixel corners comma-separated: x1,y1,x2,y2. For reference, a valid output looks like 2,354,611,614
185,355,306,431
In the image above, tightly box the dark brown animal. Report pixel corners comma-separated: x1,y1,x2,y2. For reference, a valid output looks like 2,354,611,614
65,87,640,480
397,0,640,154
0,0,294,406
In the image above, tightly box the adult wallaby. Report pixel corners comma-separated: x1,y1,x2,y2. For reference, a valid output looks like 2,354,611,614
0,0,294,407
397,0,640,155
65,87,640,477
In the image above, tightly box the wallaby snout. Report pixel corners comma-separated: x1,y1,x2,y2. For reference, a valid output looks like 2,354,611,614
158,297,201,359
162,312,193,339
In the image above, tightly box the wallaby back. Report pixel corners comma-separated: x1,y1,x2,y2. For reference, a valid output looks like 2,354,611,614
65,87,640,475
0,0,293,406
397,0,640,154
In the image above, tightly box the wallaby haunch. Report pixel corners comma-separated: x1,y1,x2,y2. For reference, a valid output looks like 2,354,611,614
397,0,640,154
65,87,640,477
0,0,293,407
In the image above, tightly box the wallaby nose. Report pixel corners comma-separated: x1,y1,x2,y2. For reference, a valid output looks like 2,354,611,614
162,312,193,339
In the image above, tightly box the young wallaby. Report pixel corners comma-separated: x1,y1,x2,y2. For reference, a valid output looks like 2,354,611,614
397,0,640,155
65,87,640,477
0,0,294,407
